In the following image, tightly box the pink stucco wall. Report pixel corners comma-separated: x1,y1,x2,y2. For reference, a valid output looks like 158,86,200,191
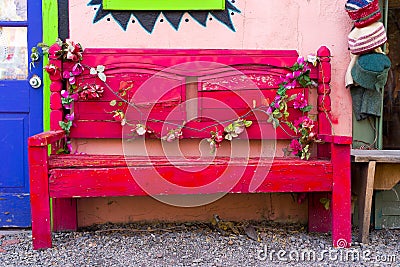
68,0,352,226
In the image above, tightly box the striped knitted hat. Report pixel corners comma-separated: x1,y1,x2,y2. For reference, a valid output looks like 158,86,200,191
348,22,387,55
345,0,372,10
345,0,381,28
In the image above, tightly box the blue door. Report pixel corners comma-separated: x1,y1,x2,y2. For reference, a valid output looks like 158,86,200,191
0,1,42,227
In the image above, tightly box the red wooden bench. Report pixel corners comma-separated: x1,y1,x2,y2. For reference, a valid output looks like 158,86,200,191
28,47,352,249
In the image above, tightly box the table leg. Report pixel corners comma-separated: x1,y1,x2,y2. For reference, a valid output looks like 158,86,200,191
358,160,376,243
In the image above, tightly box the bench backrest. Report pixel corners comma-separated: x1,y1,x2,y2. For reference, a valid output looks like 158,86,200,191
49,47,332,147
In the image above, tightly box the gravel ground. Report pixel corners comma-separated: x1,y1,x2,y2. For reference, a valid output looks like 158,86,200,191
0,221,398,267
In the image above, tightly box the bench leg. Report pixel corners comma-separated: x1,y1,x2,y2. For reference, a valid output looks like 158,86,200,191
29,146,52,249
52,198,77,232
357,161,376,244
331,143,352,248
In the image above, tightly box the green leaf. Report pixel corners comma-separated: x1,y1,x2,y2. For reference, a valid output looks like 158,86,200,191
304,144,309,152
225,123,234,133
272,118,280,128
290,63,299,71
110,100,117,106
56,148,67,154
244,120,252,127
288,94,297,101
283,111,289,118
277,86,287,95
274,112,282,119
59,120,72,134
319,198,330,210
284,121,295,131
300,105,312,113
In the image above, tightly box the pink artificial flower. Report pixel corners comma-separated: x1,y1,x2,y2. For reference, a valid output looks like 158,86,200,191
61,90,69,98
65,112,75,121
70,93,79,101
267,106,273,115
293,93,308,109
65,40,82,62
44,64,61,81
48,43,61,60
293,70,302,78
79,84,104,100
67,142,73,152
64,104,72,110
215,130,224,143
297,56,305,65
301,116,314,129
278,76,287,84
286,72,294,80
71,63,84,76
273,95,281,108
63,71,76,85
290,139,302,155
285,80,297,89
294,116,312,128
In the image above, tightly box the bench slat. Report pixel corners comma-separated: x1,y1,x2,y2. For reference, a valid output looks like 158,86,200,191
49,154,331,168
48,158,332,197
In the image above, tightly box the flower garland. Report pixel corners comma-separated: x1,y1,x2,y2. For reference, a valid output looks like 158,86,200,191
36,40,320,158
266,55,319,159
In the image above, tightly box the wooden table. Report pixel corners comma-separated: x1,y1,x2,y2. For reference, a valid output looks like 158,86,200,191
351,149,400,243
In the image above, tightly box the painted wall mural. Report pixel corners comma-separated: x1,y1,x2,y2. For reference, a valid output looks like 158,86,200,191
87,0,241,33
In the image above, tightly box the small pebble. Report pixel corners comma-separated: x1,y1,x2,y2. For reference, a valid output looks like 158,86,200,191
1,239,20,247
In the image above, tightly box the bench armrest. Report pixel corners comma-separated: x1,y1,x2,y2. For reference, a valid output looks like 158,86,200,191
28,130,66,147
318,134,352,145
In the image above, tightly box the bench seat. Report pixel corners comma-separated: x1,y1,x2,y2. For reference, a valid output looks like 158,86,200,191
48,154,333,198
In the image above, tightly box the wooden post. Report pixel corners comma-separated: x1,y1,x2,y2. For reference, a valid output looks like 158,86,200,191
308,46,333,234
358,161,376,243
28,145,52,249
317,46,332,158
331,143,352,248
